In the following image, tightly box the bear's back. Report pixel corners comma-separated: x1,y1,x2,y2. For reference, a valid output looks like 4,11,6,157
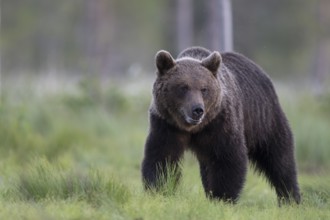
222,52,285,149
222,52,277,99
177,47,211,61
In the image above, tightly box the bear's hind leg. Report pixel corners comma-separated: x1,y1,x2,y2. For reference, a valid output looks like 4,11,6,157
250,140,301,205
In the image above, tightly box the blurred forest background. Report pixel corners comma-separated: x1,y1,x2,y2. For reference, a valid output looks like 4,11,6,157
1,0,330,86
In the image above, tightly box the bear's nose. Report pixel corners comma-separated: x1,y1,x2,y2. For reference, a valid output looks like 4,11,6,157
192,105,204,118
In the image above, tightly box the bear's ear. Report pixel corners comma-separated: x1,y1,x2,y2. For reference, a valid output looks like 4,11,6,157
155,50,176,75
201,51,222,75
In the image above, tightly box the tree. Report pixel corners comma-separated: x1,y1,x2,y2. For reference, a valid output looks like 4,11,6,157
312,0,330,94
83,0,115,78
176,0,193,51
207,0,233,51
176,0,233,52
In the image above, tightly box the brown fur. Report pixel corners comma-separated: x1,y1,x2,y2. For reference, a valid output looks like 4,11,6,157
142,47,301,205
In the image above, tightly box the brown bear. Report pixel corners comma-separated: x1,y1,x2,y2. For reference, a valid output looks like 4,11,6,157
141,46,301,204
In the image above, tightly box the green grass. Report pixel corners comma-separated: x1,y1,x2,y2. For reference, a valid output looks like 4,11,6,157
278,87,330,171
0,78,329,219
1,157,329,220
6,158,130,206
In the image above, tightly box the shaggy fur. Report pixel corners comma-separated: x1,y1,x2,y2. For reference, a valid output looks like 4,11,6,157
141,46,301,204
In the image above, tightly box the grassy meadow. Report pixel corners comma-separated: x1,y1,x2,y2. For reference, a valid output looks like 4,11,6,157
0,76,329,219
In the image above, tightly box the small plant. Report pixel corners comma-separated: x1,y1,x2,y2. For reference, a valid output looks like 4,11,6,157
145,162,182,196
10,158,130,206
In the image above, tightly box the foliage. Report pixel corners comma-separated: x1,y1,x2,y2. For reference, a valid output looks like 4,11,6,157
5,158,130,206
0,159,329,220
279,89,330,171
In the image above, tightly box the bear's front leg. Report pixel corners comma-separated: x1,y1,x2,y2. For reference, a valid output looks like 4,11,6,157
141,114,185,191
206,154,247,202
197,141,248,203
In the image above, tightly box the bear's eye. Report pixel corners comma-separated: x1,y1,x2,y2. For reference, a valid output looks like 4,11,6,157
178,85,189,94
201,88,208,95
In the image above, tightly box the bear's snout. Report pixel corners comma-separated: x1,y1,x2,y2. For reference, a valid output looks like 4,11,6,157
192,104,204,120
181,103,205,126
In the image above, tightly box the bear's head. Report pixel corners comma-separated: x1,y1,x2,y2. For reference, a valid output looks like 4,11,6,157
152,50,223,132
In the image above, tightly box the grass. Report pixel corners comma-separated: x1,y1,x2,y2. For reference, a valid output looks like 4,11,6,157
0,77,329,219
1,157,329,220
278,87,330,171
6,158,130,206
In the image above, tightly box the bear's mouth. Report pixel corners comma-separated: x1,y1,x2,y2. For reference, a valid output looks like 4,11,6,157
184,115,204,126
178,108,204,127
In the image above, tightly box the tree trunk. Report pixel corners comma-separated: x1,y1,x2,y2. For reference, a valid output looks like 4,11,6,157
85,0,114,79
208,0,233,52
177,0,193,52
222,0,233,51
312,0,330,94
